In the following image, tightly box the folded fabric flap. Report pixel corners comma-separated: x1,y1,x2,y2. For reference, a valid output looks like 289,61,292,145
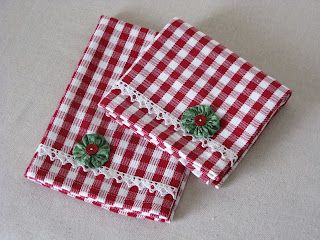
99,17,292,187
100,89,231,183
26,152,187,220
32,144,179,198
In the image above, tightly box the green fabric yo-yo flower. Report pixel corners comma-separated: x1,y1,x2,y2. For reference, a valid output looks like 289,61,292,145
72,134,110,168
181,105,220,138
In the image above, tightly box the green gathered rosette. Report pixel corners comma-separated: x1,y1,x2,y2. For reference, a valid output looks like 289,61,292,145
181,105,220,139
72,134,110,168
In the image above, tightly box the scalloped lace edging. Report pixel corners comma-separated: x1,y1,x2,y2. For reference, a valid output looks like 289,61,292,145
25,177,170,222
110,81,238,165
36,144,178,198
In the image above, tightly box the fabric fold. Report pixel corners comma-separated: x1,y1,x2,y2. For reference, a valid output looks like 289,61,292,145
24,16,190,222
99,18,292,188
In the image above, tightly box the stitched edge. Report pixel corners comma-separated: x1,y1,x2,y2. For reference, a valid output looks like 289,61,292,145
111,81,238,164
36,144,178,199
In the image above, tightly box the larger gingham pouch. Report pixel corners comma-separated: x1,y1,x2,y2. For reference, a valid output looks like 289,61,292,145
24,16,189,222
99,18,292,188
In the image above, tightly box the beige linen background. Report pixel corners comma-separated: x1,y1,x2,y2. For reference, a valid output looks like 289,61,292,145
1,1,319,239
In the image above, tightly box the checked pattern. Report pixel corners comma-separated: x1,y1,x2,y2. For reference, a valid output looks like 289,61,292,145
99,18,292,187
24,16,189,222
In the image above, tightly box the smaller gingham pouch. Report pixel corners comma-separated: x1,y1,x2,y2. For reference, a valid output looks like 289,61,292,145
99,18,292,188
24,16,189,222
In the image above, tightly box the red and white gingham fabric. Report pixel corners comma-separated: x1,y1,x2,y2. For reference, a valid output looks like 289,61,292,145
99,18,292,188
24,16,190,222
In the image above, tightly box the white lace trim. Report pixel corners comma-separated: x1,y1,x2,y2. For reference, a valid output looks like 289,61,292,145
36,144,178,198
110,81,238,164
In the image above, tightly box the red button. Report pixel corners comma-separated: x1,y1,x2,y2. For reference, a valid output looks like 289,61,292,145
85,144,99,155
194,115,207,126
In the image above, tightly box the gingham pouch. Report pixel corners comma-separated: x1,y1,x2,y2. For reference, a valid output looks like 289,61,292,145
24,16,189,222
99,18,292,188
